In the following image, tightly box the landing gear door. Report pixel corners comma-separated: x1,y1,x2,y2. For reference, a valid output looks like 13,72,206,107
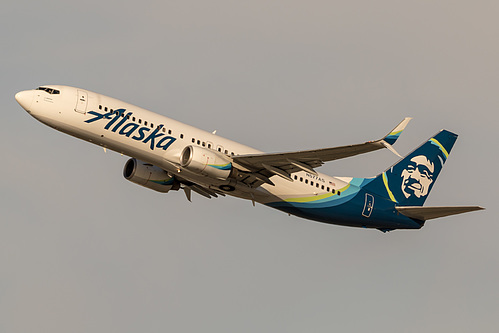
75,90,88,114
362,193,374,218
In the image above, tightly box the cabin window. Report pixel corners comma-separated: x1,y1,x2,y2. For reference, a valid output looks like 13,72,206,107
144,121,148,126
105,107,108,111
197,140,200,145
224,150,228,154
99,105,102,110
133,117,136,122
163,128,166,133
300,177,303,182
202,142,206,147
168,129,172,134
138,119,142,124
316,183,319,188
207,143,212,148
311,181,314,186
218,147,222,152
327,187,330,192
305,179,308,184
337,191,341,196
192,138,195,143
180,134,184,139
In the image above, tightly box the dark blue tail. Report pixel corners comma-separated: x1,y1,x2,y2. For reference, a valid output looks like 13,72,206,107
362,130,458,206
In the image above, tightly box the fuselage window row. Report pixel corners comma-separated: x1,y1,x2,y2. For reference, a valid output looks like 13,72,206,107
190,137,235,156
293,174,337,194
97,105,183,139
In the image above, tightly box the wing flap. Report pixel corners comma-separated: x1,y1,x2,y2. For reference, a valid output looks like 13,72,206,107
396,206,485,221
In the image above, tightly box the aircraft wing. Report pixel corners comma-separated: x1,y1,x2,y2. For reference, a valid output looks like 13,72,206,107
232,117,412,184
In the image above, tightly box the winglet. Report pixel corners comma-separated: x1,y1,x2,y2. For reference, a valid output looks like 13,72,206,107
383,117,412,145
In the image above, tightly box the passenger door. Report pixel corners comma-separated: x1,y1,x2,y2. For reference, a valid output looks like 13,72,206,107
75,90,88,114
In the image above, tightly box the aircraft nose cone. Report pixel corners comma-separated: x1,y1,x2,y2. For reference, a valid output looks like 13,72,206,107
15,90,34,112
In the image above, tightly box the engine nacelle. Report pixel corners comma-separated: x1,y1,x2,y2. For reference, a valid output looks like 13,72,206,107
180,145,232,180
123,158,179,193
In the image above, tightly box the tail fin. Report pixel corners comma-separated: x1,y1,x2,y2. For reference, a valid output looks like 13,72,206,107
363,130,458,206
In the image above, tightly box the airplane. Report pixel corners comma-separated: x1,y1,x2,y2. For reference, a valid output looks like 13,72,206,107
15,85,484,232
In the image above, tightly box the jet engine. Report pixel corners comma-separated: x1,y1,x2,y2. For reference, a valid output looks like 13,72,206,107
180,145,232,180
123,158,180,193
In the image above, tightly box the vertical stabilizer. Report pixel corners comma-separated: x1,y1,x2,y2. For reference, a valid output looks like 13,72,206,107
363,130,458,206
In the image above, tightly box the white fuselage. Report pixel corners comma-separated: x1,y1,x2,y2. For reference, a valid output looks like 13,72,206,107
16,85,351,205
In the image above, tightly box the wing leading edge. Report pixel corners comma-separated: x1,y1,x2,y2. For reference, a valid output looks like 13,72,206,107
232,117,412,184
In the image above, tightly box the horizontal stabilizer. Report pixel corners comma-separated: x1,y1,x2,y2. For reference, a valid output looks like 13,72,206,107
396,206,485,221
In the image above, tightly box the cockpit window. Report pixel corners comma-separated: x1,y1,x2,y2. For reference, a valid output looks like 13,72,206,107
36,87,60,95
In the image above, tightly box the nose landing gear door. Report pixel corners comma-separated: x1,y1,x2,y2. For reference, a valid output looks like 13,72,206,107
75,90,88,114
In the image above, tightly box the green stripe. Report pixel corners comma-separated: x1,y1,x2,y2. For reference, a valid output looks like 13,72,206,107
284,192,334,203
208,163,231,170
382,172,397,202
284,184,350,203
430,138,449,158
389,129,402,136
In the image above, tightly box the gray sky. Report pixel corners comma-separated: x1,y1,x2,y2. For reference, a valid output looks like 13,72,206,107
1,1,497,332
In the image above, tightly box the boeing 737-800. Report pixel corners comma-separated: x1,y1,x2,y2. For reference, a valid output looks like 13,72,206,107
15,85,483,232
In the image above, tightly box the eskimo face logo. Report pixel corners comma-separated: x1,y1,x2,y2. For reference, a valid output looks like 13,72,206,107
400,155,434,199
